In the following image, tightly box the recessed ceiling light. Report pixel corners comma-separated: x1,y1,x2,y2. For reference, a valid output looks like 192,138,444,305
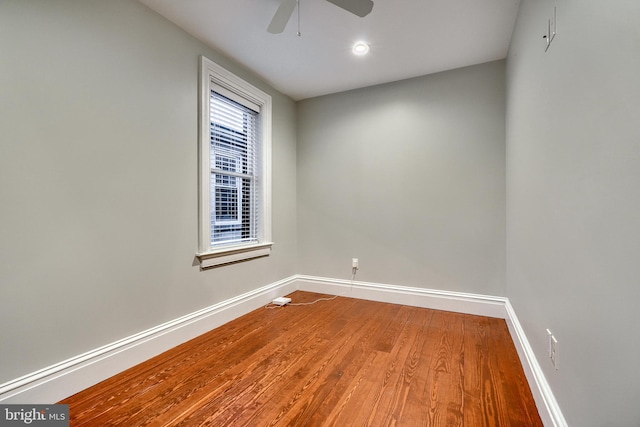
352,41,370,56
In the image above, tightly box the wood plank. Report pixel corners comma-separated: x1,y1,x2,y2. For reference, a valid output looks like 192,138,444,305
60,291,542,426
363,306,435,426
322,305,419,426
462,313,503,426
419,311,466,426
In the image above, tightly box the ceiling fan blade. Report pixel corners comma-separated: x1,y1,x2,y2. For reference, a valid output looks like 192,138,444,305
325,0,374,17
267,0,298,34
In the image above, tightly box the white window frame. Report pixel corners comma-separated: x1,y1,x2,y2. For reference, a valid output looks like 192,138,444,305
197,56,272,269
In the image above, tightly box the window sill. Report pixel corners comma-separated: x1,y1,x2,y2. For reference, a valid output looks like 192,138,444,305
196,242,273,269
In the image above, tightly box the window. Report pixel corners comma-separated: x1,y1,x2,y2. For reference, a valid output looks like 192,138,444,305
197,57,272,269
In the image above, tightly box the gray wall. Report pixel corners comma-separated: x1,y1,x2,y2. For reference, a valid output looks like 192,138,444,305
297,61,506,295
0,0,297,384
506,0,640,425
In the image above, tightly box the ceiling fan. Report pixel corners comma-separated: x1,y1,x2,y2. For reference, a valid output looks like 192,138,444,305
267,0,374,34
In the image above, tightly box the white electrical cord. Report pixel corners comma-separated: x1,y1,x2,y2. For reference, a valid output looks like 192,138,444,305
265,268,356,308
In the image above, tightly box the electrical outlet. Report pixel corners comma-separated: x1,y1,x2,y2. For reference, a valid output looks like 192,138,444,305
352,258,359,270
547,329,559,370
550,335,559,370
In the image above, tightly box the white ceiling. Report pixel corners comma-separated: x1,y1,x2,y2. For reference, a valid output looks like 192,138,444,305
139,0,521,100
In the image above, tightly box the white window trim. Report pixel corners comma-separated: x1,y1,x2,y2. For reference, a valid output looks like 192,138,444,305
197,56,272,268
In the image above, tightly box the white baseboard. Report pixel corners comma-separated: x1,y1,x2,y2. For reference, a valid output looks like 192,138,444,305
0,273,565,427
295,275,508,318
0,275,298,404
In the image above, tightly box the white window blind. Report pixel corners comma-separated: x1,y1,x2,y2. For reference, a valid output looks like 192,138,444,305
209,89,261,247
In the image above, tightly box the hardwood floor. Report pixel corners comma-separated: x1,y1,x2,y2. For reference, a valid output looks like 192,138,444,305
60,291,542,426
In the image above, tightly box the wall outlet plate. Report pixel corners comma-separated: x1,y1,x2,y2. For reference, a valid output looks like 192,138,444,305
547,328,559,370
272,297,291,306
550,335,559,370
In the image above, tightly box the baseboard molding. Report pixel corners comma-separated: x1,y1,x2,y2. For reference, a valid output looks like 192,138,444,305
0,273,565,426
0,275,298,404
295,275,508,319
